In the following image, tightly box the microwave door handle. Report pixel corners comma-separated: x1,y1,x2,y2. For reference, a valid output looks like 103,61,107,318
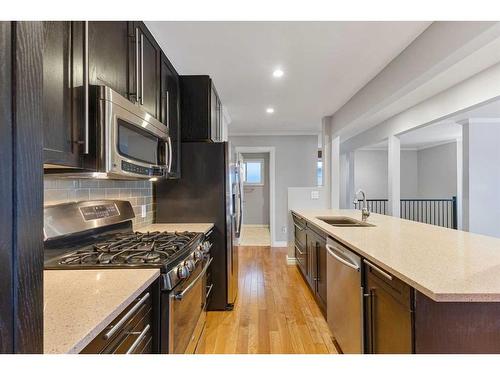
165,136,172,175
83,21,89,154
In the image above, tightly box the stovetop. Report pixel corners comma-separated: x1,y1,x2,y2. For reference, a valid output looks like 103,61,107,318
44,230,203,272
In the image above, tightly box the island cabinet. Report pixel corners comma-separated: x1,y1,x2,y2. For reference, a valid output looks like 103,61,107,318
292,214,327,316
363,260,413,354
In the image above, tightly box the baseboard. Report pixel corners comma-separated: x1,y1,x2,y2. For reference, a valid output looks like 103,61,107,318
286,255,297,265
272,241,288,247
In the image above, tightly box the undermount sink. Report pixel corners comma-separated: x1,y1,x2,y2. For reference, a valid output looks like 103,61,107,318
316,216,375,227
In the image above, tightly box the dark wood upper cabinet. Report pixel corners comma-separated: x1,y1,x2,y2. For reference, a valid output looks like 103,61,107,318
133,22,161,119
160,53,181,178
88,21,131,99
180,75,225,142
43,21,84,167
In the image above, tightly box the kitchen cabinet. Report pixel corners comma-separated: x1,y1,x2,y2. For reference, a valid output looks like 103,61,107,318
43,21,85,168
364,260,413,354
307,227,327,314
81,287,157,354
89,21,131,99
160,52,181,178
292,214,307,277
180,75,226,142
133,22,161,119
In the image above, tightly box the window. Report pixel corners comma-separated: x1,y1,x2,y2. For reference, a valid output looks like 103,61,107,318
242,159,264,185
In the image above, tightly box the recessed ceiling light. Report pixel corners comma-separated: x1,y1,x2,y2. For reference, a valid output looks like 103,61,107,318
272,69,284,78
266,107,275,114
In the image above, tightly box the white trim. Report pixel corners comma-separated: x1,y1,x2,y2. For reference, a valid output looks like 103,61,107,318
241,224,269,228
273,241,288,248
286,255,297,265
235,146,277,247
230,130,320,136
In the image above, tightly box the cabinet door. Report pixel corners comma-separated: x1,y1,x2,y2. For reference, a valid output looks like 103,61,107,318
306,233,317,291
135,22,161,119
160,54,181,178
43,21,84,168
88,21,130,99
315,236,327,311
365,263,413,353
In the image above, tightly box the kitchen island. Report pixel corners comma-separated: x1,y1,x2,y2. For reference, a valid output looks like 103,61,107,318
292,209,500,353
44,269,159,354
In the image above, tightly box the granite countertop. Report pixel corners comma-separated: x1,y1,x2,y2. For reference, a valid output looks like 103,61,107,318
293,209,500,303
44,268,159,354
137,223,214,234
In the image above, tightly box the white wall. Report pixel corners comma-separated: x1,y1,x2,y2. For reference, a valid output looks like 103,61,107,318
401,150,419,198
241,152,269,225
464,121,500,238
417,142,457,198
354,150,389,199
230,135,318,243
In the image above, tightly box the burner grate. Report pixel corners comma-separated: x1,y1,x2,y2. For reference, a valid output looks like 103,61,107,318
57,231,198,266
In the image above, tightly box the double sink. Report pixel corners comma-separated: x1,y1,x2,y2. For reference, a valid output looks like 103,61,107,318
317,216,375,228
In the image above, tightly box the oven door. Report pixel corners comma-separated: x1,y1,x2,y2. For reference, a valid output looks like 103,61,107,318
104,92,171,179
168,257,212,354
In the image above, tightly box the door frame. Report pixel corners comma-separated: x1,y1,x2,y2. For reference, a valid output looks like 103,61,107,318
234,146,277,246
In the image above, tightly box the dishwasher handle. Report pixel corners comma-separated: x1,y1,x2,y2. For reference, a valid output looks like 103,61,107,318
326,244,360,271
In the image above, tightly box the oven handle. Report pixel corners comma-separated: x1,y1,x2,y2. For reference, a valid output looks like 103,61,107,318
174,257,213,301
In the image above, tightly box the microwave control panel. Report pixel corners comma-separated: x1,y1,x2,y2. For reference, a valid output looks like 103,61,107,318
121,160,152,176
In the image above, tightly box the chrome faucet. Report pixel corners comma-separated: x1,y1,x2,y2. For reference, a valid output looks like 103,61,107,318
353,189,370,222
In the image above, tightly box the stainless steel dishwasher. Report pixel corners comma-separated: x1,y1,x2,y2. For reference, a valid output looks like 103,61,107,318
326,237,363,354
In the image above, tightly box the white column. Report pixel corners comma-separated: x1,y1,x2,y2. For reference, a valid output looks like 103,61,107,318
456,135,463,230
388,135,401,217
461,120,470,232
331,136,341,209
346,151,355,208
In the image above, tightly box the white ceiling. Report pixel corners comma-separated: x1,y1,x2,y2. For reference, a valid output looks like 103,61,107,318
146,21,431,135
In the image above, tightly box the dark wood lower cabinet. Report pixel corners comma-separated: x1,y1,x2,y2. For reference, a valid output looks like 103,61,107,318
364,262,413,354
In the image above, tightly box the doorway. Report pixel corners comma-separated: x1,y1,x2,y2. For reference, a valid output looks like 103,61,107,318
234,147,276,246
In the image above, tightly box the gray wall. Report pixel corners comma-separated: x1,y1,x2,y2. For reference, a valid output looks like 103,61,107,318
230,135,318,243
417,142,457,198
354,150,419,200
241,152,269,225
353,144,456,202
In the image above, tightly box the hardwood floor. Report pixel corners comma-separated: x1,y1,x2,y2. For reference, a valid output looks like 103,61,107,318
197,246,338,354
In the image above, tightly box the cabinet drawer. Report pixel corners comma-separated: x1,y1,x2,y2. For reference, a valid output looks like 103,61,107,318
364,260,411,309
80,289,152,354
109,309,152,354
295,244,307,270
292,214,307,246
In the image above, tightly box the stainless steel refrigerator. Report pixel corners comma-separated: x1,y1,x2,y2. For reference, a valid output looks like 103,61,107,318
154,142,241,310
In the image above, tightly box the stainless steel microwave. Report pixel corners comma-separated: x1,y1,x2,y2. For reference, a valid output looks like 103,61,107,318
90,86,171,179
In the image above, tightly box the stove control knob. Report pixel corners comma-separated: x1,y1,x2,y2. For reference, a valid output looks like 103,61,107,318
193,250,203,262
184,259,195,272
201,241,211,253
177,265,190,279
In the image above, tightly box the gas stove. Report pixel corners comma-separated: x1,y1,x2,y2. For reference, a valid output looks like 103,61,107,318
43,200,210,291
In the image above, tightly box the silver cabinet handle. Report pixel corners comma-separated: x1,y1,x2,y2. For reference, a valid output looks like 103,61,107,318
363,259,393,281
174,257,213,301
293,223,305,231
206,283,214,299
126,324,150,354
140,33,144,105
294,245,305,256
83,21,89,154
165,90,169,128
104,292,150,340
326,244,360,271
135,28,140,103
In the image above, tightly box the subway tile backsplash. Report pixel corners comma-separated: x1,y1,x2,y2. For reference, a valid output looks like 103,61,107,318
44,178,154,229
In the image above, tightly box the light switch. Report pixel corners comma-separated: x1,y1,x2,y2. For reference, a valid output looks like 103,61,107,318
141,205,147,218
311,190,320,200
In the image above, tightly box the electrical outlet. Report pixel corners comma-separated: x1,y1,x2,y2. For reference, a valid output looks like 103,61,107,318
311,190,320,200
141,205,147,218
282,226,287,234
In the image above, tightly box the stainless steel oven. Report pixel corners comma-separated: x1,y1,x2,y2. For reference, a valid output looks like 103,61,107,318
92,85,171,179
168,257,213,354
